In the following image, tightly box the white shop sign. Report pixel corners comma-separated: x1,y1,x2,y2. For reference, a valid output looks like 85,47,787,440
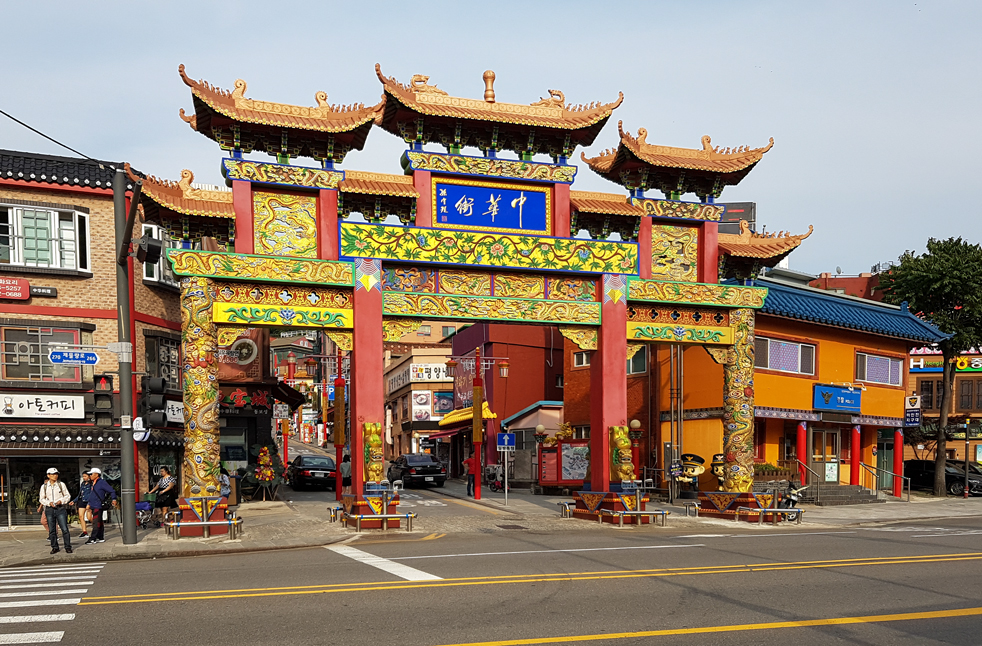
1,393,84,419
165,400,185,424
388,363,451,394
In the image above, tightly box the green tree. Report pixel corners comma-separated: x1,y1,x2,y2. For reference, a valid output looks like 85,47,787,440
876,237,982,496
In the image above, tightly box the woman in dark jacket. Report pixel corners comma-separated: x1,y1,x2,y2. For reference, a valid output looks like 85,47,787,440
72,472,93,538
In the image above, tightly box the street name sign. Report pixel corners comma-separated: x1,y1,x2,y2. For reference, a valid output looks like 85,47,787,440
497,432,516,452
48,350,100,365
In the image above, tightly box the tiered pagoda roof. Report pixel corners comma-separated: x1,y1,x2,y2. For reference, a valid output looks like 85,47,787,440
126,164,235,243
375,65,622,159
178,65,383,165
582,122,773,199
718,220,813,279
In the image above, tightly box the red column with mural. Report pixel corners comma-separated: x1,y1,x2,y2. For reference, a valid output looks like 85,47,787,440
413,171,432,227
699,221,718,284
637,217,652,280
553,184,571,238
351,259,384,497
796,422,808,484
850,425,861,485
231,180,253,254
589,274,628,492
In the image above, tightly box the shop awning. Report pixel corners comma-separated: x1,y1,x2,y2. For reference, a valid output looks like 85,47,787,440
271,382,306,411
425,428,463,440
437,402,497,427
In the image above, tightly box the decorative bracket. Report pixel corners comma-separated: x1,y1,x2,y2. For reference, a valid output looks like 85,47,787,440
382,318,424,341
325,331,352,351
559,325,597,351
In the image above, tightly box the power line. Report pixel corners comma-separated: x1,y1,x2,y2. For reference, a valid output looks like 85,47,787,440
0,108,114,170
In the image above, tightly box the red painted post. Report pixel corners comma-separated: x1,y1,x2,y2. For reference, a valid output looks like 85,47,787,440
334,375,346,502
700,221,719,284
893,428,904,498
850,425,861,486
590,275,628,492
637,217,652,280
318,189,339,260
351,261,384,498
231,180,253,254
553,184,571,238
472,347,484,501
413,170,432,227
796,422,808,485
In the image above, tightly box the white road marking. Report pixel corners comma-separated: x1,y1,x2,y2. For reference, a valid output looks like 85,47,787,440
913,530,982,537
673,531,857,539
327,545,442,581
0,570,102,580
0,632,64,644
389,544,705,560
0,583,93,591
0,579,95,587
0,617,73,625
0,599,80,610
0,590,88,599
0,565,104,573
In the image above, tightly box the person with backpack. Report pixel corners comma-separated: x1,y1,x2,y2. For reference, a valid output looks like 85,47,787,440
39,468,72,554
84,468,117,544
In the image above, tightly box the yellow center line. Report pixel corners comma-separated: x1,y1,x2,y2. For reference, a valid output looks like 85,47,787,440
430,606,982,646
77,552,982,605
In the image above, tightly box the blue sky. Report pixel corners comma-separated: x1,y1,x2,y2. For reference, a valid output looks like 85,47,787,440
2,1,978,274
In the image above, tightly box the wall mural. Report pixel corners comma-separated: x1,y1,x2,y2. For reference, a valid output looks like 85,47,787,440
627,278,767,308
651,224,699,282
341,224,638,274
253,191,319,257
383,293,601,325
168,250,353,287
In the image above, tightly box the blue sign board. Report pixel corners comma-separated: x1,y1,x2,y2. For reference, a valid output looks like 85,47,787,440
904,408,921,427
433,179,550,234
813,385,862,413
497,432,516,450
327,376,348,403
48,350,99,366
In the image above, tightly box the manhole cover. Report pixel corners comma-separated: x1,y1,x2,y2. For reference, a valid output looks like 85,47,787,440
496,524,528,530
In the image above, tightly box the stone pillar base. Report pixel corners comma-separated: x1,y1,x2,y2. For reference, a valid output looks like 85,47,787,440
697,491,784,523
570,491,651,525
176,496,229,537
341,493,402,529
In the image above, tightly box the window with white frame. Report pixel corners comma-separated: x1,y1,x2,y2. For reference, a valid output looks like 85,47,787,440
754,337,815,375
627,345,647,375
856,352,902,386
0,205,90,272
142,224,181,287
573,351,591,367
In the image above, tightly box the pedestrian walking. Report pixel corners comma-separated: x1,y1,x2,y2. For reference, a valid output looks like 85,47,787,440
463,452,480,497
219,467,232,498
85,468,117,544
147,466,177,526
39,468,72,554
339,455,352,494
71,472,93,538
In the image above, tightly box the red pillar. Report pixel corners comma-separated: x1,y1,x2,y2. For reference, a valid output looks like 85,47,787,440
850,425,861,485
318,189,339,260
413,171,432,228
699,221,718,284
231,180,253,254
589,275,628,491
796,422,807,484
893,428,904,497
553,184,571,238
351,260,384,497
638,217,652,280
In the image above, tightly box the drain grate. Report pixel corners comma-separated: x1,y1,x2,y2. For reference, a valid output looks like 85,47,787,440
496,524,528,530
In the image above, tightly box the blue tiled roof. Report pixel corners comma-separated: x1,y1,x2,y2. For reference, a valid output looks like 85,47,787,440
751,278,947,343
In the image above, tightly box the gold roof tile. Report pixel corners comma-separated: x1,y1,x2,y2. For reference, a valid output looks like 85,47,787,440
339,171,418,198
718,221,813,259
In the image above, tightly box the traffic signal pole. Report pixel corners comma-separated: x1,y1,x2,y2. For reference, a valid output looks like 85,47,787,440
113,168,137,545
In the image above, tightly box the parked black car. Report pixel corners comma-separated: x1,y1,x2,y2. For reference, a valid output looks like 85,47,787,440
387,453,447,488
905,459,982,496
287,455,336,490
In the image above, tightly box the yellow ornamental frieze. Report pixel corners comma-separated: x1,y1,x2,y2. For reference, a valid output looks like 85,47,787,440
438,271,492,296
627,322,733,345
383,293,600,325
651,225,699,283
213,303,353,328
493,273,546,299
253,191,318,258
636,199,725,222
404,151,576,184
168,250,353,287
212,281,352,309
627,279,767,308
222,159,343,189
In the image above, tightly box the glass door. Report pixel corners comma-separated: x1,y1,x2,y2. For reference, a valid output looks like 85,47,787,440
809,428,841,484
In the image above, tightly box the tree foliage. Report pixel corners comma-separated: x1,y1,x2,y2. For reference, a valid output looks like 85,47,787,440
876,237,982,495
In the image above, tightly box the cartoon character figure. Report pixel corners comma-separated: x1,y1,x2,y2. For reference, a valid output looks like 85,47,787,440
678,453,706,491
711,454,726,490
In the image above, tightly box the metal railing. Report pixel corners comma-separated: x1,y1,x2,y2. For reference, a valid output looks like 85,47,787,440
778,460,822,505
860,462,911,502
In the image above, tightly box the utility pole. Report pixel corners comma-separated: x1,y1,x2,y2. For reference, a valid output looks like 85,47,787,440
113,168,137,545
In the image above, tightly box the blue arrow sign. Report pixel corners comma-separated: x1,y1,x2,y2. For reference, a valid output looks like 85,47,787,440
497,432,516,449
48,350,100,365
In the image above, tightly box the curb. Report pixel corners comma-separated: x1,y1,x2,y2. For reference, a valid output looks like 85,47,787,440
1,535,351,570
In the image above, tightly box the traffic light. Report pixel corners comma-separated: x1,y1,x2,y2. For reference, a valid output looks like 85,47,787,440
140,377,168,428
135,235,163,265
93,374,115,428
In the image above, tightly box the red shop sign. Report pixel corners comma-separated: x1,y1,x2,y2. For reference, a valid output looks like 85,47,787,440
0,278,29,300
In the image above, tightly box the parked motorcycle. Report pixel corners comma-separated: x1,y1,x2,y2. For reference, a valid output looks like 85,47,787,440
487,464,511,493
777,482,808,521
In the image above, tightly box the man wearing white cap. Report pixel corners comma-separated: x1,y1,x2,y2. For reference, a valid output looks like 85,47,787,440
39,468,72,554
84,467,117,544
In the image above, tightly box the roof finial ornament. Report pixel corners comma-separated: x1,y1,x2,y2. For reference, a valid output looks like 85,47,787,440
231,79,247,100
483,70,496,103
314,91,329,108
410,74,448,95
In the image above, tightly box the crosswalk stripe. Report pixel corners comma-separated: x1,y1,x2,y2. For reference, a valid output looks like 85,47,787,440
0,616,74,625
0,632,64,644
0,571,102,580
0,583,94,591
0,599,80,610
327,545,443,581
0,565,103,574
0,580,95,588
0,591,88,599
